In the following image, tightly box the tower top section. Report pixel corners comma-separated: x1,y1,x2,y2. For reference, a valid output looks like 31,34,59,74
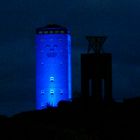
36,24,70,34
86,36,107,54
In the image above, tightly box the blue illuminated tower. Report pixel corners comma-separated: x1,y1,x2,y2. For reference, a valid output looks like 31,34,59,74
36,24,72,109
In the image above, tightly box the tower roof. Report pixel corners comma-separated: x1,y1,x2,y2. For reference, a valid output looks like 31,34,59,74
36,24,70,34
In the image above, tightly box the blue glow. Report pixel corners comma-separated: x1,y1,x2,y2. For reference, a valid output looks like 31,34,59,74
36,26,72,109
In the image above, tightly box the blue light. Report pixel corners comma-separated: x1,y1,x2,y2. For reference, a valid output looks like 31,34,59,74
50,76,54,82
36,24,72,109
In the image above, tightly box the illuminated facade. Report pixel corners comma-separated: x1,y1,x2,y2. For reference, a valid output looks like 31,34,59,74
36,24,71,109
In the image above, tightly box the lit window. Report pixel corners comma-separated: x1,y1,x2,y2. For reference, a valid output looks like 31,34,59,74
46,52,57,57
50,77,54,82
41,90,45,95
50,90,54,95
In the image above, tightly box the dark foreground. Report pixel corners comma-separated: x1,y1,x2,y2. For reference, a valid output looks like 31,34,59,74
0,97,140,140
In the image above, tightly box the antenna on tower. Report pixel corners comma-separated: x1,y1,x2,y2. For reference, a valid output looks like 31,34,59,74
86,36,107,54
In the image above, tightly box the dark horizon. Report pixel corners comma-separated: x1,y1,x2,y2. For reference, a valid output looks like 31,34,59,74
0,96,140,140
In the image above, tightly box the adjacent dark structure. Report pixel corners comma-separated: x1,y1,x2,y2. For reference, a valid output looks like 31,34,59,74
81,36,112,103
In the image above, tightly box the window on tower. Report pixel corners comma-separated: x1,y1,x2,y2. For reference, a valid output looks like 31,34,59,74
46,52,57,57
50,77,54,82
41,90,45,95
50,90,54,95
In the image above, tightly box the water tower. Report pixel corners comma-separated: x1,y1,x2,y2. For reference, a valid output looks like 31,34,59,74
36,24,72,109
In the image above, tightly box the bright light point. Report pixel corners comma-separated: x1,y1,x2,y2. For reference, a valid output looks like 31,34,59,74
50,90,54,95
50,77,54,82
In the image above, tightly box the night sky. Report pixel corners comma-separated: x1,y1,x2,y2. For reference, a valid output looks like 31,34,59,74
0,0,140,116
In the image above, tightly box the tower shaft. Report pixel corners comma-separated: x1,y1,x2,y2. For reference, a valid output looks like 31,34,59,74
81,53,112,103
36,24,72,109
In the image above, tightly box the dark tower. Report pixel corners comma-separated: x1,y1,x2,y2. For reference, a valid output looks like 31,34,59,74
81,36,112,103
